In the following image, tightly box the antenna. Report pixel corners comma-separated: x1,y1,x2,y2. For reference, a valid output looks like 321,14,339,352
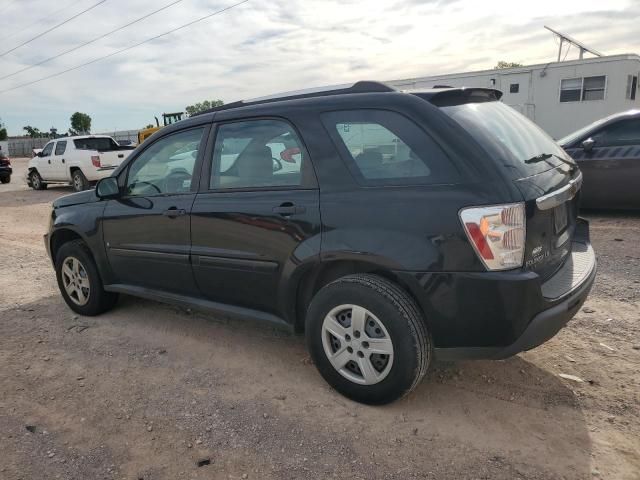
545,26,603,62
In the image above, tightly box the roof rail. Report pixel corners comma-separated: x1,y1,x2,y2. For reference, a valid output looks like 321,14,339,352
195,81,396,116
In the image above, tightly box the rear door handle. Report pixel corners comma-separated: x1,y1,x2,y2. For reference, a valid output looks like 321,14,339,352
118,154,124,158
272,203,306,216
162,207,187,218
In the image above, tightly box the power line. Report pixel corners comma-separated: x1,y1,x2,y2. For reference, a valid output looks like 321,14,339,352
0,0,250,95
0,0,183,81
0,0,86,45
0,0,107,58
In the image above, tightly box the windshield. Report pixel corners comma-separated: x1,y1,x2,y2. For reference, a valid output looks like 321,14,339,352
440,101,574,179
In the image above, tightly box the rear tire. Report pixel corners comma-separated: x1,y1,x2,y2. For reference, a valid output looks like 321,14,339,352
306,274,432,405
29,170,46,190
0,176,9,184
55,239,118,316
71,169,89,192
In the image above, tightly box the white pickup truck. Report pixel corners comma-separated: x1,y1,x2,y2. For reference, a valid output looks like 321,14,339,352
27,135,135,191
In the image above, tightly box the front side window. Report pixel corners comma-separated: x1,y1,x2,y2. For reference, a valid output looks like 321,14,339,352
591,119,640,147
126,128,204,196
322,109,457,185
560,76,606,102
41,142,54,157
210,119,307,189
54,141,67,155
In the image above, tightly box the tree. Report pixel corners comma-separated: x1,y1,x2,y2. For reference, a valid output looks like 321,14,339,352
185,99,224,116
0,117,6,140
23,125,42,138
70,112,91,134
494,61,524,69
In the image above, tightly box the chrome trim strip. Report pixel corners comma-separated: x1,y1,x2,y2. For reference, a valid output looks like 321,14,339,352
536,171,582,211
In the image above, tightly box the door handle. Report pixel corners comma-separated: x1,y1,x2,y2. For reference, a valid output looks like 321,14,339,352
162,207,187,218
118,154,124,158
272,203,306,216
62,158,65,163
48,159,51,164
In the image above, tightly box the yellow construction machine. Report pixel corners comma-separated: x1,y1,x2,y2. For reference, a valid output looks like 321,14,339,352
138,112,185,144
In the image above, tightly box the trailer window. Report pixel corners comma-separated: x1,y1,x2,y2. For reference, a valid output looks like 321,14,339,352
560,76,606,102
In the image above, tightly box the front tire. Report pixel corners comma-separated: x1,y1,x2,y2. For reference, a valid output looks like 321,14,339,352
306,274,432,405
29,170,46,190
55,239,118,316
71,169,89,192
0,176,9,184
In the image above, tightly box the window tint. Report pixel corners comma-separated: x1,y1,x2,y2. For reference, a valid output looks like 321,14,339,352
126,128,204,196
41,142,54,157
210,120,307,189
54,141,67,155
73,137,118,151
322,110,456,185
592,119,640,147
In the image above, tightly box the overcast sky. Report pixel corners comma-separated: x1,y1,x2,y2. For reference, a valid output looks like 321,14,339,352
0,0,638,135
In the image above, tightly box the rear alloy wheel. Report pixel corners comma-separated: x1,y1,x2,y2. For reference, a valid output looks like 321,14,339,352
72,170,89,191
306,274,432,405
29,170,46,190
0,176,9,184
55,239,118,315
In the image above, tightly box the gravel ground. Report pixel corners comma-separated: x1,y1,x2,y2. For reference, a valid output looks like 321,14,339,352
1,158,639,479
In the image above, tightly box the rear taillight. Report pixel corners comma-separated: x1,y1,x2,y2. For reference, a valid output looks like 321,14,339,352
460,203,525,271
91,155,101,167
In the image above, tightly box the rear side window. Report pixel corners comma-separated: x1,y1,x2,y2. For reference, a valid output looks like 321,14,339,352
73,138,117,151
54,141,67,155
322,110,457,185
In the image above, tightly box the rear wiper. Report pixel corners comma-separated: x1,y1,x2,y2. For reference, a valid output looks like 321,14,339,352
525,153,577,171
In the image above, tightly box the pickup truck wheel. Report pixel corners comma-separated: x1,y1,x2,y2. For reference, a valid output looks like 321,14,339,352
0,175,9,184
29,171,46,190
306,274,432,405
55,239,118,316
71,170,89,192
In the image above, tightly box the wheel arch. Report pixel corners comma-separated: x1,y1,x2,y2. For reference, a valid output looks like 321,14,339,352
293,259,425,334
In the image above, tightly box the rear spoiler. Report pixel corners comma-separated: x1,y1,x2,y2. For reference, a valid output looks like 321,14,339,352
412,88,503,107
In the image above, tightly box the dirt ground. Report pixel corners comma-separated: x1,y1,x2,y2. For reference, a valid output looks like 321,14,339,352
1,157,638,480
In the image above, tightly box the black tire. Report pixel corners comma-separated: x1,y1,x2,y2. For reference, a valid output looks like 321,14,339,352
71,169,89,191
306,274,432,405
0,175,9,184
55,239,118,316
29,170,46,190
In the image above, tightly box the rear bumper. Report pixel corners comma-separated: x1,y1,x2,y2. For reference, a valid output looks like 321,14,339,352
396,218,596,360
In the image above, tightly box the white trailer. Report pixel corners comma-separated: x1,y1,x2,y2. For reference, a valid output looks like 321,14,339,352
388,53,640,139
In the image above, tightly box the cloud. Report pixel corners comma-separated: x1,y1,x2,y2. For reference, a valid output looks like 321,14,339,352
0,0,637,134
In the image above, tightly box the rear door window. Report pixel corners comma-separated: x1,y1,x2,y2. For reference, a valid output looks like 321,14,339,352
54,141,67,155
322,110,458,185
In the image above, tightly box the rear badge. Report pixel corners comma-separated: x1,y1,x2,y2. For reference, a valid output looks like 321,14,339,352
526,245,550,268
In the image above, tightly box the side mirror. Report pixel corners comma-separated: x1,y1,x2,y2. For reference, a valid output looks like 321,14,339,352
96,177,120,199
37,151,43,157
582,137,595,152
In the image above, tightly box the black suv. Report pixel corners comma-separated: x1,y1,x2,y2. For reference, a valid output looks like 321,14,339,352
46,82,596,404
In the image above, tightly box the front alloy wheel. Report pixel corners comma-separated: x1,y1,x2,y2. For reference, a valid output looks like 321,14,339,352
61,256,91,306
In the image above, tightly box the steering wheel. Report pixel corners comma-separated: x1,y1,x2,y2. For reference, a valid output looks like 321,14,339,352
272,157,283,172
131,181,162,194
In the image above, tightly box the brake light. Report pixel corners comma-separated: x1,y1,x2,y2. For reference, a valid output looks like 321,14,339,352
91,155,101,167
460,203,525,270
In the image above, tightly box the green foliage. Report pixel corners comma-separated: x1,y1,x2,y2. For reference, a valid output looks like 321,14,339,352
185,99,224,116
23,125,42,138
70,112,92,134
0,128,6,141
494,61,524,69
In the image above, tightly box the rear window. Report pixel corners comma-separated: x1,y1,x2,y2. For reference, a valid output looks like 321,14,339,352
322,109,458,185
73,137,118,151
440,101,574,179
